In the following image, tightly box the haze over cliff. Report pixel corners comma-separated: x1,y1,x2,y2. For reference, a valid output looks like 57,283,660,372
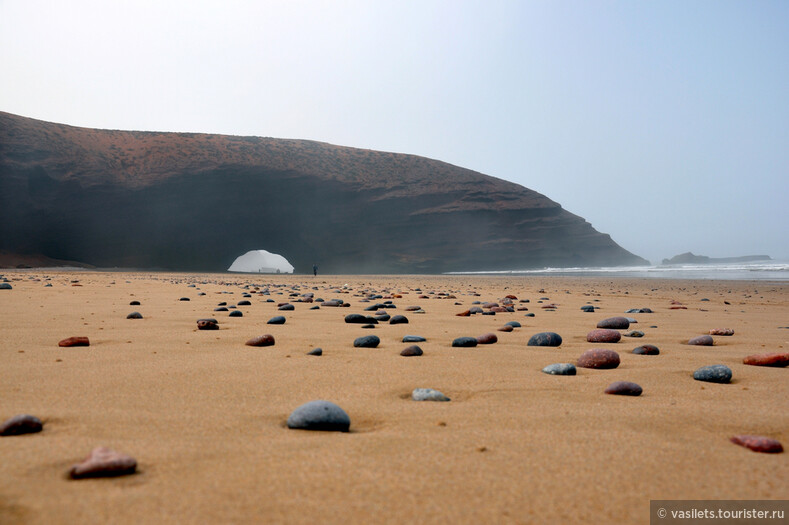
0,112,647,273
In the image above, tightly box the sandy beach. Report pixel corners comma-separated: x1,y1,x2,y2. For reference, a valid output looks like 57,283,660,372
0,271,787,524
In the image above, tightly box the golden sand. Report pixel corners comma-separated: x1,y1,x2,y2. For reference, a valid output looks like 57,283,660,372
1,272,787,524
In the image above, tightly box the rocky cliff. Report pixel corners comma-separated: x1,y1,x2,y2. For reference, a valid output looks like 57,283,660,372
0,112,648,273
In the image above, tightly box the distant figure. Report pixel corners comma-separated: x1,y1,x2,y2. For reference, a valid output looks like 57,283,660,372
313,264,318,277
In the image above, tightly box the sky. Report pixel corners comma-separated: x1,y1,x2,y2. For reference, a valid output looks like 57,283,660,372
1,0,787,265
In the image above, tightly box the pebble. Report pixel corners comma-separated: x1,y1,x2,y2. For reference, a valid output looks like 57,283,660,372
345,314,377,324
179,297,190,301
287,400,350,432
604,381,642,396
353,335,380,348
412,388,450,401
541,363,576,375
129,300,140,305
267,316,286,325
586,329,621,343
69,447,137,479
126,312,143,319
743,352,789,367
0,283,12,290
245,334,275,347
476,333,498,345
375,313,391,322
278,304,295,311
389,315,409,325
197,318,219,330
693,364,732,383
497,325,513,332
688,335,714,346
577,349,620,369
229,310,243,317
0,414,43,436
709,328,734,336
238,300,251,306
400,345,423,356
632,344,660,355
452,337,478,347
730,435,783,453
581,305,595,312
58,336,90,347
527,332,562,347
624,330,645,338
596,317,630,329
307,348,323,356
402,335,426,343
505,321,521,328
214,307,228,312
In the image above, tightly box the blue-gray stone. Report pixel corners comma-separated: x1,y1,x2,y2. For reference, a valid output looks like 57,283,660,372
412,388,450,401
307,348,322,356
693,365,732,384
279,304,295,311
542,363,577,375
353,335,380,348
452,337,478,347
229,310,243,317
0,283,12,290
505,321,522,328
267,316,286,325
287,400,350,432
527,332,562,347
581,305,595,312
403,335,426,343
389,315,409,325
375,313,391,322
214,307,228,312
238,300,251,306
525,313,535,317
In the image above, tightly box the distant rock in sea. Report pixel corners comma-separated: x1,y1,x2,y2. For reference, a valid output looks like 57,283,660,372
661,252,771,265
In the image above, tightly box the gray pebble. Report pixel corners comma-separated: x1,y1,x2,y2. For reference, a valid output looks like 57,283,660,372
412,388,450,402
287,400,350,431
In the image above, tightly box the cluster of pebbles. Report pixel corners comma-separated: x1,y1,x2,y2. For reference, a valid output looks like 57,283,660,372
1,273,785,483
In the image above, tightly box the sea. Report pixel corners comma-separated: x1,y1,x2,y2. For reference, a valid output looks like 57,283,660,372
447,260,789,281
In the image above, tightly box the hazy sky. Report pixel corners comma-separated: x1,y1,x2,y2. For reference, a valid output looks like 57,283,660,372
2,0,787,264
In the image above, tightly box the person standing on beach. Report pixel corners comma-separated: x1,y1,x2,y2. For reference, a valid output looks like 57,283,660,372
313,264,318,277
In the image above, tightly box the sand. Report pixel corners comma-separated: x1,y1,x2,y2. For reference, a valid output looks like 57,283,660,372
0,271,787,524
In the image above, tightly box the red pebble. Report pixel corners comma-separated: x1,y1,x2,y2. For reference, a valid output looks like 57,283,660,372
577,348,620,369
58,336,90,347
245,334,275,347
730,435,783,453
586,329,621,343
604,381,643,396
742,352,789,368
476,333,498,345
687,335,714,346
456,310,471,317
497,325,514,332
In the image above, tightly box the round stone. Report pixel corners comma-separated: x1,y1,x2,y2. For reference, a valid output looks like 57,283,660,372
126,311,143,319
229,310,243,317
527,332,562,347
688,335,714,346
287,400,350,432
0,414,43,436
0,283,12,290
278,304,295,311
604,381,642,396
632,344,660,355
245,334,275,347
267,316,286,325
129,300,140,305
238,300,251,306
476,333,498,345
307,348,323,356
596,317,630,329
345,313,377,324
577,349,620,369
402,335,426,343
353,335,380,348
624,330,644,338
179,297,190,301
452,337,478,348
505,321,521,328
586,329,621,343
400,345,423,356
412,388,450,402
541,363,576,375
580,305,595,312
389,315,409,325
197,318,219,330
693,364,732,383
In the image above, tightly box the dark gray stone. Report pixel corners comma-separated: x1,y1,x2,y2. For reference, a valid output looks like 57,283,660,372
597,317,630,329
267,316,286,325
389,315,409,325
287,400,350,431
0,414,43,436
452,337,478,347
126,311,143,319
693,364,732,384
307,348,323,356
353,335,380,348
527,332,562,347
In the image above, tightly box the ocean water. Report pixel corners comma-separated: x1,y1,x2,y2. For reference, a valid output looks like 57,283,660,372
447,261,789,281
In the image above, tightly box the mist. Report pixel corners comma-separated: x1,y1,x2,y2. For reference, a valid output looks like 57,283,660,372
1,1,787,265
